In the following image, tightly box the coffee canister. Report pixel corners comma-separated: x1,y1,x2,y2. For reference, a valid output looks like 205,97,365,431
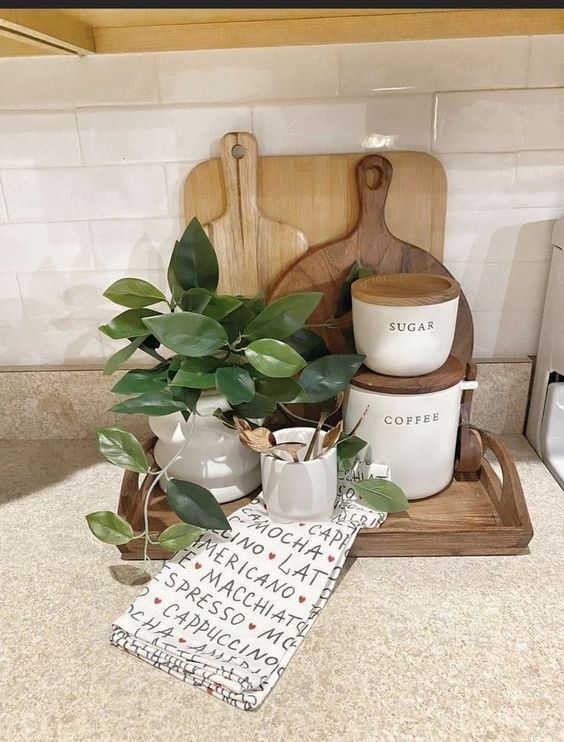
351,273,460,376
344,357,478,500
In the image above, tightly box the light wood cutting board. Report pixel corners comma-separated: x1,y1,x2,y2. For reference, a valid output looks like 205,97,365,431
200,132,308,296
185,138,447,296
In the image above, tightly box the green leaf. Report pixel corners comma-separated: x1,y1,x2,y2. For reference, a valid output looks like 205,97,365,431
245,292,266,315
244,292,323,341
103,336,146,376
233,394,277,420
103,278,166,308
245,339,306,378
335,262,361,318
179,287,212,313
336,434,367,470
111,368,169,395
158,523,202,552
166,357,182,379
335,262,373,319
171,367,216,389
166,479,231,531
255,376,303,402
167,260,184,304
99,308,162,340
169,217,219,293
86,511,134,545
169,357,221,389
285,328,330,362
143,312,228,357
110,390,188,416
339,325,357,353
169,386,201,416
203,294,243,321
221,305,257,343
96,427,149,473
354,479,409,513
299,354,364,402
215,366,255,405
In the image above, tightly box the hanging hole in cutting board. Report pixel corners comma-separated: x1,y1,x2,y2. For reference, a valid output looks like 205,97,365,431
231,144,246,159
365,166,383,190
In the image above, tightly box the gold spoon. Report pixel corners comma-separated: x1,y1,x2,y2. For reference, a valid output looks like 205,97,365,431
321,420,343,454
304,392,345,461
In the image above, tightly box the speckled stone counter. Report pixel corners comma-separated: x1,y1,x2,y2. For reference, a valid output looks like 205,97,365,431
1,435,562,741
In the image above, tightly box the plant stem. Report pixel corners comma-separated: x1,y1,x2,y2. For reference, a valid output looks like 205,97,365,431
141,413,197,562
141,346,167,363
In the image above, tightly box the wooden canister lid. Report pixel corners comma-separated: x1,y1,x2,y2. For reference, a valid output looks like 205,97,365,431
351,355,465,395
351,273,459,306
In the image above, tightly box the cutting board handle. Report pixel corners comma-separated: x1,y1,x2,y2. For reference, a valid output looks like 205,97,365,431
355,154,392,231
219,131,258,213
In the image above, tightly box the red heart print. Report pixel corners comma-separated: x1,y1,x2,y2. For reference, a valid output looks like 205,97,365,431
154,597,161,604
207,687,213,695
268,552,276,560
178,638,186,644
248,623,256,630
328,555,335,562
195,562,202,569
299,595,306,603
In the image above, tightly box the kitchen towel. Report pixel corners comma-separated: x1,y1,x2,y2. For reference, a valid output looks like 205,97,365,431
110,467,388,710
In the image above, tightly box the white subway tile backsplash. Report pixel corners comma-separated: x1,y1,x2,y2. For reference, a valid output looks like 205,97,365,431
528,35,564,88
494,260,551,312
77,105,252,164
0,37,561,366
444,208,562,263
253,100,367,155
340,37,529,96
0,319,105,366
512,151,564,208
0,273,24,320
0,186,7,223
158,45,339,104
90,218,182,271
440,154,516,210
434,88,564,153
473,309,542,358
434,91,526,153
444,261,498,312
17,269,167,321
365,94,433,151
522,88,564,150
1,165,168,222
0,112,81,168
0,222,93,272
0,54,159,110
165,162,196,216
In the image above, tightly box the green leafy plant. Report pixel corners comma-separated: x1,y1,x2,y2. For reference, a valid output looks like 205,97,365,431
336,422,409,514
87,218,366,558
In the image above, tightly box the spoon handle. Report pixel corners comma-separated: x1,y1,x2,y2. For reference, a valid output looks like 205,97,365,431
304,419,323,461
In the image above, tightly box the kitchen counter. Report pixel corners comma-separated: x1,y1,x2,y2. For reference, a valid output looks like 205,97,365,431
1,435,562,741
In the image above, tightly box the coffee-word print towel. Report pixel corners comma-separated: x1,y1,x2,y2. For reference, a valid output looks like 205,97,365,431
111,469,388,710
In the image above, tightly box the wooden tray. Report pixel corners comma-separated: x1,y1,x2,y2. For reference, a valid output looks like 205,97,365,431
116,429,533,559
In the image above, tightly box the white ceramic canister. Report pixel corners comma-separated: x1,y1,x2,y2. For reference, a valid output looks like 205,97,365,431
351,273,460,376
344,357,478,500
149,391,260,504
260,427,337,523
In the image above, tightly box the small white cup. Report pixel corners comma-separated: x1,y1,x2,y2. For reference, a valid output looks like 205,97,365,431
260,427,337,523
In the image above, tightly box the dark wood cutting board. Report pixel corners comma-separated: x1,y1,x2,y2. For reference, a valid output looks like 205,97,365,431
268,153,474,369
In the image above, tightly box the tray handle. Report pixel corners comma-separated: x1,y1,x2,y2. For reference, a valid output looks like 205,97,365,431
473,427,532,530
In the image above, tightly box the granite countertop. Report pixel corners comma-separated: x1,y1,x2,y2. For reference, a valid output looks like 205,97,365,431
1,435,563,741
